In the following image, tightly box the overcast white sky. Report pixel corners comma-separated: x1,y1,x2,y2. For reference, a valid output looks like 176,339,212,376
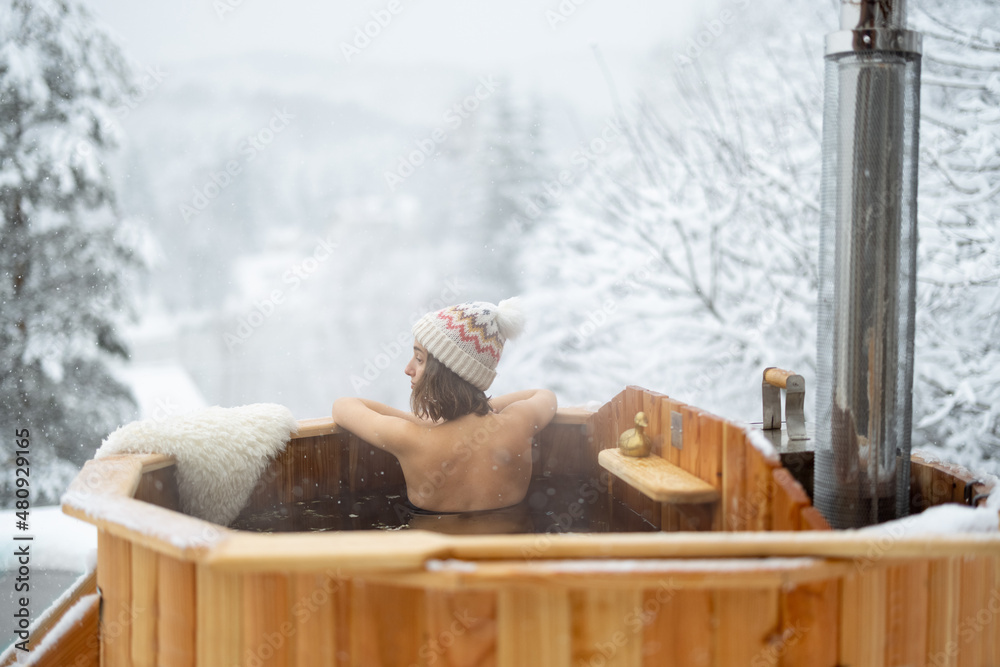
88,0,718,68
85,0,727,125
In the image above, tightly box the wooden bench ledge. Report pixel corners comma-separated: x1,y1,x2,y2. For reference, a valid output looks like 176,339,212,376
598,449,720,504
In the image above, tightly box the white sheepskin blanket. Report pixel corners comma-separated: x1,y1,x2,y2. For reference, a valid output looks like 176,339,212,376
97,404,298,526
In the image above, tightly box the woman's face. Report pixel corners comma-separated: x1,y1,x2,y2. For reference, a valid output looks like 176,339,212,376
404,340,428,391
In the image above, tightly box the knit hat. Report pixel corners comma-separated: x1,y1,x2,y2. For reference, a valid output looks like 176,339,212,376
411,297,525,391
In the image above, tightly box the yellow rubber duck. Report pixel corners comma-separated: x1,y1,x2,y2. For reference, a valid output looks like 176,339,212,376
618,412,652,457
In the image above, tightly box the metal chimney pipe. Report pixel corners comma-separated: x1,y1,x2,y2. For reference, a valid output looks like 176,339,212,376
814,0,922,528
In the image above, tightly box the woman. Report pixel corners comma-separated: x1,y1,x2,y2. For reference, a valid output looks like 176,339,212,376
331,298,557,513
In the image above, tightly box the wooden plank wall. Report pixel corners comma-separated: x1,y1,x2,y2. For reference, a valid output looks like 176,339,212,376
911,454,994,513
592,386,830,533
93,552,1000,667
238,432,407,515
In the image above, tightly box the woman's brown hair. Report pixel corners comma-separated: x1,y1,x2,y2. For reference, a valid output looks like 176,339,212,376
411,352,492,422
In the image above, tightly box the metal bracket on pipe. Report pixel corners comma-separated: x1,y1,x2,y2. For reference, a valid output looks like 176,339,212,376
761,367,807,441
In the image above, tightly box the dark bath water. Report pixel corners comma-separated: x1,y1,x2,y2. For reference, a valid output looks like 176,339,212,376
230,475,659,535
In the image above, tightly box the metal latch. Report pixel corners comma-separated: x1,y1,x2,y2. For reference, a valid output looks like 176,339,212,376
762,367,807,441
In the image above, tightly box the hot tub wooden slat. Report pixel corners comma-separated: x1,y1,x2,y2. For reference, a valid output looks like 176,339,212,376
535,422,591,479
927,557,961,667
840,566,888,667
722,420,748,531
958,556,991,667
885,561,930,667
498,587,570,667
425,589,498,667
158,555,195,667
716,588,780,666
598,449,720,505
672,590,714,667
800,506,832,531
748,443,779,532
99,529,132,667
289,573,340,666
697,412,724,531
988,556,1000,666
196,566,243,666
778,578,838,666
130,543,158,666
243,572,291,667
640,388,663,458
350,580,427,666
679,404,699,478
569,588,643,667
772,468,811,532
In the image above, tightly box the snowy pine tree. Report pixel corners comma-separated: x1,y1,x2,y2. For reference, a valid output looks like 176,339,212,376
0,0,141,504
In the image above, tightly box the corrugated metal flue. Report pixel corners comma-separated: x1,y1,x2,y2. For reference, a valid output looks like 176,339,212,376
814,0,922,528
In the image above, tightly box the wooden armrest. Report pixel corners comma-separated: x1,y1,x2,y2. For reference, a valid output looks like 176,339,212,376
598,449,720,504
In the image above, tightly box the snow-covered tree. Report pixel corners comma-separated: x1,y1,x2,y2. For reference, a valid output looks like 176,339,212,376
507,31,825,421
910,0,1000,474
0,0,141,504
510,0,999,477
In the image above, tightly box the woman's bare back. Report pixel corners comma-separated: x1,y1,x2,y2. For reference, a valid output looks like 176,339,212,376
398,410,534,512
332,389,556,513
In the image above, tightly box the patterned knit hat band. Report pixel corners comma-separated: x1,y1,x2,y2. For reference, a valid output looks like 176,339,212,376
411,298,525,391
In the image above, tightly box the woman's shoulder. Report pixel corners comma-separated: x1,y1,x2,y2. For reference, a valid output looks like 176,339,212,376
497,389,557,427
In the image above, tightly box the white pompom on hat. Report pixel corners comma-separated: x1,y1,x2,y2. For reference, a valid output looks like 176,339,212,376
412,297,524,391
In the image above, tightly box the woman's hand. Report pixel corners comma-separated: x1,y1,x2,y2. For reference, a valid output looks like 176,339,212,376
332,397,422,455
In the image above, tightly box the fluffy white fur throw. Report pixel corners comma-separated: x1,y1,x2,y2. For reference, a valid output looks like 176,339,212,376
97,404,298,526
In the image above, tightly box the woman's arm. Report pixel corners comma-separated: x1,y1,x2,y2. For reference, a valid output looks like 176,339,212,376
331,397,422,455
355,398,425,424
492,389,558,431
489,389,548,412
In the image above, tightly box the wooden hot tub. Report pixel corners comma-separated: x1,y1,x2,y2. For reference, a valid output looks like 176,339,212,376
33,386,1000,666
